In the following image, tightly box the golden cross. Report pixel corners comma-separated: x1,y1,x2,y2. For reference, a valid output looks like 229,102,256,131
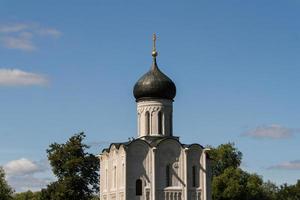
153,33,157,52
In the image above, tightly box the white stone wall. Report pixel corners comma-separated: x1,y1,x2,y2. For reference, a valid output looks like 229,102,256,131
137,99,173,137
155,139,184,200
126,140,152,200
99,139,211,200
187,145,203,200
100,145,126,200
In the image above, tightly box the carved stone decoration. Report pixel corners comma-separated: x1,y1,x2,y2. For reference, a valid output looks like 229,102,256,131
173,161,179,169
137,107,145,114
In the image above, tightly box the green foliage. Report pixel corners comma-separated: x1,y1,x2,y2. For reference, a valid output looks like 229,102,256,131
212,167,268,200
262,181,279,200
276,180,300,200
13,190,41,200
209,143,243,177
41,132,99,200
0,167,14,200
209,142,300,200
209,143,280,200
91,195,100,200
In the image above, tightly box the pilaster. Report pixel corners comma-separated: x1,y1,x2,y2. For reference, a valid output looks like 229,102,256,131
184,148,188,200
152,147,157,200
203,148,210,200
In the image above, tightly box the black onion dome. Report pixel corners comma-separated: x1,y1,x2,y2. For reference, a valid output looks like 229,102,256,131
133,58,176,101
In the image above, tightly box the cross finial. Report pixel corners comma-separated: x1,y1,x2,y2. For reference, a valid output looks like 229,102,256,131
153,33,156,51
152,33,158,57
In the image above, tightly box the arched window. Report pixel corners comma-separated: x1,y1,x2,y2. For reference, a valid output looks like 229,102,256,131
145,111,150,135
192,165,198,187
166,164,171,187
138,113,141,134
158,111,162,135
136,179,143,196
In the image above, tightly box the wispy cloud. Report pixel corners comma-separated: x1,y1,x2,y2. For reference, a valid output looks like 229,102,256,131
2,35,35,51
3,158,52,192
0,22,61,51
0,23,29,33
242,124,299,139
0,68,48,86
268,160,300,170
37,28,62,38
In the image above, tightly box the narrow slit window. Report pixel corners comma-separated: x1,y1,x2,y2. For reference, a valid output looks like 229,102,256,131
166,164,171,187
136,179,143,196
122,163,125,185
192,165,198,187
105,169,108,189
114,166,117,188
158,111,162,134
169,113,173,136
145,111,150,135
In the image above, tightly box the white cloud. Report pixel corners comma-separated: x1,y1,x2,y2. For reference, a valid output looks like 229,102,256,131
3,158,45,176
0,22,61,51
268,160,300,170
242,124,298,139
3,158,52,192
0,69,48,86
7,175,53,192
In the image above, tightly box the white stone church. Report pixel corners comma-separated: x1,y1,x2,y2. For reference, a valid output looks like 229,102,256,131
99,35,212,200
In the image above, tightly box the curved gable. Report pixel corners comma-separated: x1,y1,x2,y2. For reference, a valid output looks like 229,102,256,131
155,137,183,149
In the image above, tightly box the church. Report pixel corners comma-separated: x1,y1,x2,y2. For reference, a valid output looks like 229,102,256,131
99,34,212,200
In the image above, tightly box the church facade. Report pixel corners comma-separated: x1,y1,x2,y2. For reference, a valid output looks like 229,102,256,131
99,35,212,200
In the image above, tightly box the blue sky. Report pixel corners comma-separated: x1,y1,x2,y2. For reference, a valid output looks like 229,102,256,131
0,0,299,192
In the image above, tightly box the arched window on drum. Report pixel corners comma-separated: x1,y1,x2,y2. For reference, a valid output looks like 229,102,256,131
145,111,150,135
158,111,162,135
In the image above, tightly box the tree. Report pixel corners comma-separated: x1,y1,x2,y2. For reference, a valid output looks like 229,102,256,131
209,143,243,177
262,181,278,200
0,167,14,200
209,143,275,200
276,180,300,200
41,132,99,200
13,190,41,200
212,167,268,200
91,195,100,200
